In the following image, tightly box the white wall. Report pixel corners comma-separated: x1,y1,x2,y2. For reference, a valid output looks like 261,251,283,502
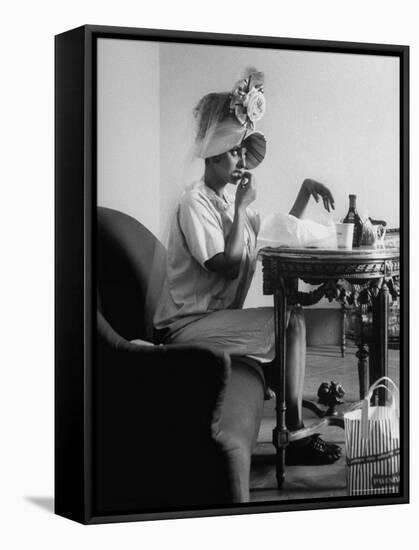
97,39,161,236
159,44,399,232
99,41,399,307
160,45,399,307
98,42,399,246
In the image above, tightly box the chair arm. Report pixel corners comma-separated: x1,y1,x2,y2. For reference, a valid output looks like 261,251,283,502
95,313,236,508
97,311,231,433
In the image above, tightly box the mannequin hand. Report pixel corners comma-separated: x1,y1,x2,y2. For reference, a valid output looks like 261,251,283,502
303,179,335,212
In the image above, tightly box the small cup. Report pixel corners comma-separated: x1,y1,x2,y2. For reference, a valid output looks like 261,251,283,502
335,222,354,249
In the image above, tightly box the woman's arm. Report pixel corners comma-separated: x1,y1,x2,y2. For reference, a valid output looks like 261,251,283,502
289,178,335,219
205,172,256,279
205,209,246,279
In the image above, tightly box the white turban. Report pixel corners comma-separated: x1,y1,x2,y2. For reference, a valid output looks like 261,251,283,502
193,70,267,168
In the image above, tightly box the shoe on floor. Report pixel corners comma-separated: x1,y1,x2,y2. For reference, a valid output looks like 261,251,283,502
285,434,342,465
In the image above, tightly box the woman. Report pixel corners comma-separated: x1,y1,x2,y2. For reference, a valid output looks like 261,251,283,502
154,70,339,464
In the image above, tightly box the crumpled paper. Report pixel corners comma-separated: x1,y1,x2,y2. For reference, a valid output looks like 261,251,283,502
257,212,337,249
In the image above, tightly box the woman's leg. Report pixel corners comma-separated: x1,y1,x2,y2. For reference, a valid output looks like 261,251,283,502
285,307,306,430
285,307,342,464
166,308,276,360
168,306,341,464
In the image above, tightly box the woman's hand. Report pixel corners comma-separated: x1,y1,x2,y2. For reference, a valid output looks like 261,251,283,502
206,171,256,279
235,171,256,211
303,178,335,212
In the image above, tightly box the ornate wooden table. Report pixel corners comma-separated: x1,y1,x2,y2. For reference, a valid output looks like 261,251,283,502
259,246,400,488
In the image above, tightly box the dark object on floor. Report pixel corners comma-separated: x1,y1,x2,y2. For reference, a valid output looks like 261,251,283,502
95,207,266,513
285,434,342,465
317,381,345,407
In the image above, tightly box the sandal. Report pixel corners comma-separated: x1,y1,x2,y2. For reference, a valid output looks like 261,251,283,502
285,434,342,465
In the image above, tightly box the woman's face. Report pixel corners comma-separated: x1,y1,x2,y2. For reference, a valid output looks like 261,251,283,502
211,146,248,184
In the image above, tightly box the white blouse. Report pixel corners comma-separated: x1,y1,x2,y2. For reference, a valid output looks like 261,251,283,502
153,180,259,336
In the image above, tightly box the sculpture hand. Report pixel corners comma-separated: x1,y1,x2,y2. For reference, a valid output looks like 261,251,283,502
303,179,335,212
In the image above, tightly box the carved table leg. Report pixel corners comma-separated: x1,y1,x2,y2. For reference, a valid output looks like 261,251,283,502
353,305,369,399
272,281,288,488
340,305,347,358
368,340,377,399
355,342,369,399
371,278,389,404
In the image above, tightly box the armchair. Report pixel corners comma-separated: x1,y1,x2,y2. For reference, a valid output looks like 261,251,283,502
95,207,266,513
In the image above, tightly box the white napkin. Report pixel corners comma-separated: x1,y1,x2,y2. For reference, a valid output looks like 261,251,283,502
257,212,337,249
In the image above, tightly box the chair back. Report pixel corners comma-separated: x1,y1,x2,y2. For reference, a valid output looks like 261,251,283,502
97,207,167,342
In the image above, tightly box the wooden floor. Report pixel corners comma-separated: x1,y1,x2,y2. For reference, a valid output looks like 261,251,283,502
249,342,400,502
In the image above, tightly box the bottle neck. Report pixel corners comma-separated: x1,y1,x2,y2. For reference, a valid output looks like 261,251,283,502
349,195,357,211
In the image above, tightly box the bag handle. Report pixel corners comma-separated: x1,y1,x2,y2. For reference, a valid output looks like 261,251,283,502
361,377,399,440
365,376,399,402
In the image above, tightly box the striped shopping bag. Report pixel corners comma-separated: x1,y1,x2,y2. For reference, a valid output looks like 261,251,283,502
344,377,400,496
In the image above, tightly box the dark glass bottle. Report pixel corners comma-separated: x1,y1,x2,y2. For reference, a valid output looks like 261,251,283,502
343,194,363,247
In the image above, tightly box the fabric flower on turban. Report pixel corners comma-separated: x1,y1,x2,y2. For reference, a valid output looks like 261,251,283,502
229,70,266,129
193,68,267,167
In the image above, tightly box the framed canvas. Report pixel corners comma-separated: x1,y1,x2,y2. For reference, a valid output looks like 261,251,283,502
55,25,409,524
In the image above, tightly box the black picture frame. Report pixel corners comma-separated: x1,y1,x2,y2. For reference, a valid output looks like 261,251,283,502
55,24,409,524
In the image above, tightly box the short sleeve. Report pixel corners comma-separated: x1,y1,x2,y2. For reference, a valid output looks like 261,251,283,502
178,194,225,268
